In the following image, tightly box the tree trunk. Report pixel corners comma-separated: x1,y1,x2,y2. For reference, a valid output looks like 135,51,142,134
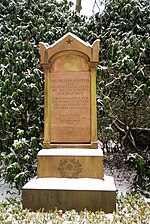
76,0,82,13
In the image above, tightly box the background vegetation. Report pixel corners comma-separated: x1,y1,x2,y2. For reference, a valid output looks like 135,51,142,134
0,0,149,194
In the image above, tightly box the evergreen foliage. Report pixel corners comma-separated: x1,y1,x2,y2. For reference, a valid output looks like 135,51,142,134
0,0,91,152
88,0,150,194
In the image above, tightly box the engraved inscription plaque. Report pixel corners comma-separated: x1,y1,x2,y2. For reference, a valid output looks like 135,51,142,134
50,72,90,143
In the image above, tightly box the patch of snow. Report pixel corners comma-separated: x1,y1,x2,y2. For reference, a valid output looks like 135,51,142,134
104,166,136,195
0,179,20,202
38,148,103,156
23,176,116,191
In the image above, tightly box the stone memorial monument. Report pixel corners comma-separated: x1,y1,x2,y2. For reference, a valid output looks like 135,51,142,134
22,33,116,213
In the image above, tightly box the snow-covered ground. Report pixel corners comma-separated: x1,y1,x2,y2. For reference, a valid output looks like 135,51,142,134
0,179,20,202
105,166,136,195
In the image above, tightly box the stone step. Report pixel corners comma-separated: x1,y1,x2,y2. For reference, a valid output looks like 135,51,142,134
22,176,116,213
37,148,104,179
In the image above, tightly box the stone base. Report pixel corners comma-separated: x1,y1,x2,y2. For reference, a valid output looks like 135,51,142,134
37,149,104,179
22,176,116,213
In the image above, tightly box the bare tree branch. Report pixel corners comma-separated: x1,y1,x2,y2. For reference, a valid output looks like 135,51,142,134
106,73,132,86
111,118,139,151
92,0,101,14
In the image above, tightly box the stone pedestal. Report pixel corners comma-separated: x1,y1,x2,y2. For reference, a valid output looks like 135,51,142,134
37,149,104,179
22,176,116,213
22,148,116,213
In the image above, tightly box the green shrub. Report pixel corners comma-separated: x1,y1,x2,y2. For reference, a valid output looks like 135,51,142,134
0,0,96,153
126,153,150,197
1,129,41,190
0,193,149,223
91,0,150,194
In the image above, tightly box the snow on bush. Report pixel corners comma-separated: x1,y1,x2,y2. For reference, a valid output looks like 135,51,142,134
0,192,149,223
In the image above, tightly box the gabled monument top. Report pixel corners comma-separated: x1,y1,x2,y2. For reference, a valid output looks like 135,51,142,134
39,32,100,64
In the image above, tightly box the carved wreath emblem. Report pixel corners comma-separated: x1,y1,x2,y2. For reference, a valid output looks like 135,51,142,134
57,158,83,178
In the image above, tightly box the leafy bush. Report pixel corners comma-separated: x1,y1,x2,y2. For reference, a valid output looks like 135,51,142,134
93,0,150,149
126,153,150,197
88,0,150,193
0,0,96,153
0,193,149,223
1,129,41,190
